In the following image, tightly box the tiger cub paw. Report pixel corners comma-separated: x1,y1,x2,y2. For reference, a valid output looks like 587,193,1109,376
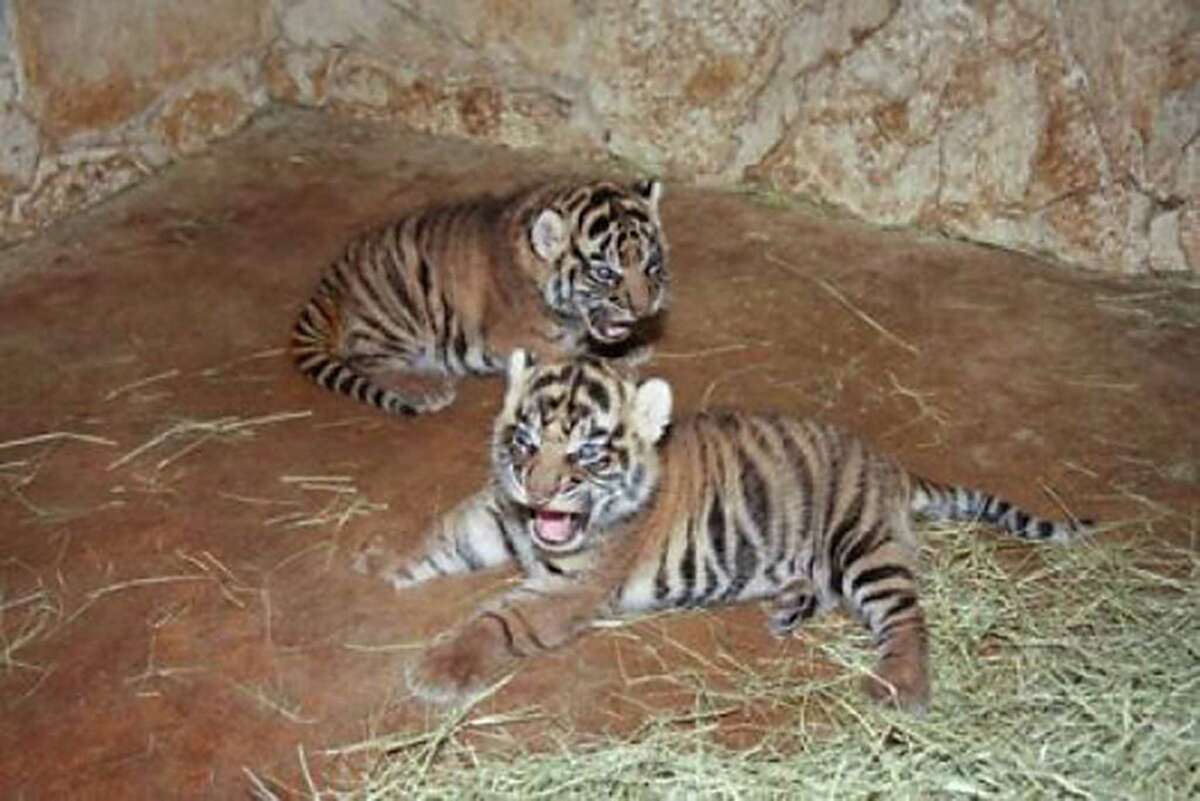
765,578,819,638
405,634,494,705
350,534,396,577
861,660,931,714
369,372,458,415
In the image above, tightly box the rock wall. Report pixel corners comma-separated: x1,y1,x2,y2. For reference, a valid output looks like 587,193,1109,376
0,0,272,244
2,0,1196,274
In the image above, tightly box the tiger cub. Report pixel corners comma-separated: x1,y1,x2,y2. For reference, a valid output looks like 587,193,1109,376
359,352,1089,712
291,179,668,415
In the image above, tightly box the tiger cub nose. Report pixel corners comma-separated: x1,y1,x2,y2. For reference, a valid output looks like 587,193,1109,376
526,472,578,505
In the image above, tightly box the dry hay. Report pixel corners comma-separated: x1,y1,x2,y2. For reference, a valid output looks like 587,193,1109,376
264,521,1198,800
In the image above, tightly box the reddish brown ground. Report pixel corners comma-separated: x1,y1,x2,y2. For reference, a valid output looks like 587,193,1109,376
1,110,1197,800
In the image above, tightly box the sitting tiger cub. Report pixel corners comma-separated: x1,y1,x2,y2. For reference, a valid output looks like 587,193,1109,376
359,352,1090,711
291,179,667,415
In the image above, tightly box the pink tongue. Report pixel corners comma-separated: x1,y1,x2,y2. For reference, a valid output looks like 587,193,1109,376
535,510,573,543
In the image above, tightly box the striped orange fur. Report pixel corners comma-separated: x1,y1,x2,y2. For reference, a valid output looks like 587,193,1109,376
359,352,1091,711
292,179,668,415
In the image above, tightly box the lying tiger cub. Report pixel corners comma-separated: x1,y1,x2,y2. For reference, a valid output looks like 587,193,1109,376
292,179,667,416
358,351,1089,711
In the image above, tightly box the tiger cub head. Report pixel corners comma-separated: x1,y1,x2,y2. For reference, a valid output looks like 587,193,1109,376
529,179,668,345
492,350,672,554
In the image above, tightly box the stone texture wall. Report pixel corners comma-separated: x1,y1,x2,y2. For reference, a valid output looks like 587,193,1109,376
0,0,272,244
2,1,1197,274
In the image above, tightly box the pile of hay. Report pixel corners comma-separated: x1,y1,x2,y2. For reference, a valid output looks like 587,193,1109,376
288,523,1199,799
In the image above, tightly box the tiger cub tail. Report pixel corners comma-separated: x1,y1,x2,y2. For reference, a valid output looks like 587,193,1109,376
910,477,1092,543
290,264,441,417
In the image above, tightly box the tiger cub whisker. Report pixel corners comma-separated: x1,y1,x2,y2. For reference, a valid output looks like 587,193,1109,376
361,351,1092,712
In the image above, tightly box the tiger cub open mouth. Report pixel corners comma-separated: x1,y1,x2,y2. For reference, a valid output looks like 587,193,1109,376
530,508,584,551
593,320,632,343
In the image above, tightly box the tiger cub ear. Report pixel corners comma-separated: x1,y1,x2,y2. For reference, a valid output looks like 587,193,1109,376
633,179,663,215
530,209,568,261
632,377,672,443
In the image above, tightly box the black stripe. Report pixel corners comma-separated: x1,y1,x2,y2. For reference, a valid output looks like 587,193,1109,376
509,607,551,651
480,611,522,657
826,527,857,597
358,308,402,342
738,446,770,535
582,377,611,412
697,561,721,605
881,594,917,620
653,543,671,602
775,418,815,542
416,255,433,303
317,273,345,302
775,609,802,631
530,368,569,394
820,457,840,535
851,564,913,595
858,586,906,608
826,455,866,594
295,306,325,338
438,294,454,365
565,365,589,417
451,323,470,368
725,523,758,600
707,495,726,567
979,493,995,518
828,496,864,564
355,259,394,319
586,188,620,208
1036,520,1055,539
332,366,354,393
487,508,518,559
297,351,327,379
747,422,786,571
586,214,611,239
838,522,881,573
381,227,415,310
679,527,696,605
875,597,920,646
570,243,592,269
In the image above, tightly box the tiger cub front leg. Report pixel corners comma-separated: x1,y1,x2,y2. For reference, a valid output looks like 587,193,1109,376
407,579,607,704
353,490,517,591
766,576,821,638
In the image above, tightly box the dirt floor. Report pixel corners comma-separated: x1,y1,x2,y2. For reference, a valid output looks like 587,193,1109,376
1,109,1197,800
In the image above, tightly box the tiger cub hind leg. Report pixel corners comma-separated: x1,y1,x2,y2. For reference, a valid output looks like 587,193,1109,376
359,367,458,416
843,539,931,713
